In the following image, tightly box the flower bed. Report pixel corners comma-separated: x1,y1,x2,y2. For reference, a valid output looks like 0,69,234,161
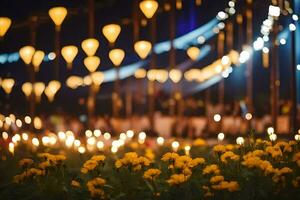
0,137,300,199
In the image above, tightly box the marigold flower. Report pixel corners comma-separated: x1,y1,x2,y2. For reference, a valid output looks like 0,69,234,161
143,168,161,180
193,138,207,147
19,158,33,168
167,174,187,186
220,151,240,164
203,164,220,175
71,180,81,188
213,145,226,153
210,175,224,184
161,152,179,162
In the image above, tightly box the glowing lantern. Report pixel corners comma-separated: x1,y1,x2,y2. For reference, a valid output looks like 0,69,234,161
45,80,61,102
102,24,121,44
84,56,100,73
48,7,67,27
139,0,159,19
169,69,182,83
147,69,157,81
32,50,45,72
66,76,83,89
22,82,33,99
81,38,99,56
156,70,168,83
134,69,147,79
0,17,12,37
109,49,125,66
19,46,35,65
134,40,152,59
2,78,15,94
61,45,78,69
187,46,200,61
91,72,105,86
33,82,45,102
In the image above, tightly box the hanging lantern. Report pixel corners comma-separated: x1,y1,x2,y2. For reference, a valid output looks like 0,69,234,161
109,49,125,66
66,76,83,89
44,87,55,102
169,69,182,83
147,69,157,81
22,82,33,99
45,80,61,102
2,78,15,94
155,69,169,83
48,7,67,27
33,82,45,102
81,38,99,56
134,40,152,59
83,75,92,86
102,24,121,44
84,56,100,73
61,45,78,69
134,69,147,79
91,72,105,86
187,46,200,61
19,46,35,65
32,50,45,72
0,17,12,37
139,0,159,19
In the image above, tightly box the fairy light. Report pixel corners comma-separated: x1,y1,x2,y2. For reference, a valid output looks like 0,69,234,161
94,129,101,137
66,130,74,137
8,142,14,154
269,133,277,141
245,113,252,120
267,127,274,135
74,139,81,147
172,141,180,152
138,132,146,144
49,135,57,145
97,141,104,150
184,145,191,155
21,133,29,141
42,136,50,146
289,23,296,31
126,130,134,138
24,116,31,124
103,132,111,140
111,145,118,153
213,114,221,122
292,14,298,21
236,137,244,145
279,38,286,45
295,134,300,141
16,119,22,128
217,132,225,141
5,117,12,126
157,136,165,146
2,132,8,140
119,133,127,141
85,130,93,138
58,131,66,141
87,137,96,146
12,134,21,144
32,138,40,147
78,146,86,154
65,135,75,147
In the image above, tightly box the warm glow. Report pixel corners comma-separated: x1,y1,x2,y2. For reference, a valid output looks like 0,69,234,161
81,38,99,56
102,24,121,44
32,50,45,72
66,76,83,89
134,40,152,59
139,0,159,19
33,82,45,102
156,136,164,146
32,137,40,147
61,45,78,69
45,80,61,102
236,137,244,145
169,69,182,83
109,49,125,66
22,82,33,98
187,46,201,61
2,78,15,94
172,141,180,151
134,68,147,79
217,132,225,141
84,56,100,73
33,117,42,129
0,17,12,37
19,46,35,65
48,7,67,27
90,71,105,86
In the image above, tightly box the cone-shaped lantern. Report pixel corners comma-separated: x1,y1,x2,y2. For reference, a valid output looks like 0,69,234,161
44,87,55,102
134,40,152,59
81,38,99,56
45,80,61,102
22,82,33,99
2,78,15,94
187,46,200,61
155,70,168,83
169,69,182,83
32,50,45,72
19,46,35,65
102,24,121,44
109,49,125,66
33,82,45,102
0,17,12,37
48,7,67,27
91,72,105,86
139,0,159,19
61,45,78,69
66,76,83,89
84,56,100,73
134,68,147,79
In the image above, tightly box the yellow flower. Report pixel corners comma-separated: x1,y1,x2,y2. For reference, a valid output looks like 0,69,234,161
203,164,220,175
188,157,205,168
145,148,155,161
71,180,81,188
87,177,106,198
220,151,240,164
167,174,187,186
19,158,33,168
213,145,226,153
293,152,300,167
193,138,207,147
211,181,239,192
265,146,283,158
210,175,224,184
114,152,150,171
274,141,292,153
90,155,106,162
292,177,300,188
161,152,179,162
143,168,161,180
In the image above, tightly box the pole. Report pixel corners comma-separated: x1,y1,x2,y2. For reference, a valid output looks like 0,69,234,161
169,0,176,116
270,20,279,132
54,26,60,80
218,31,225,115
246,0,253,117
